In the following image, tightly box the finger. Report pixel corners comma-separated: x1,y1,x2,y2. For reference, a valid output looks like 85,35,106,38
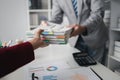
70,30,78,37
70,33,75,37
41,36,46,41
70,32,75,37
36,29,44,35
40,42,49,48
34,29,44,38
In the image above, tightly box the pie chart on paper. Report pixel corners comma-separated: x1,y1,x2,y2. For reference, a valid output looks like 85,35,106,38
46,66,58,71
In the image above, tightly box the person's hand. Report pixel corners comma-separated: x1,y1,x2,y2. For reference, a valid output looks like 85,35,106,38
29,29,49,49
68,24,86,37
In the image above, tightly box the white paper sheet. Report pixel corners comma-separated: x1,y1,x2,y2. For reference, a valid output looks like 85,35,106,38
28,61,101,80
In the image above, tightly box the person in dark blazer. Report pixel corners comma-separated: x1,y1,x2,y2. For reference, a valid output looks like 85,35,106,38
0,29,48,78
50,0,108,62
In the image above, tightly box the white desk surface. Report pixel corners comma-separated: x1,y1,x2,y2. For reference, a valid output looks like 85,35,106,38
1,44,120,80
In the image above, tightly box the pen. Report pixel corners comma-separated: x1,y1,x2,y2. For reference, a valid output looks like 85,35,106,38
32,73,39,80
90,68,103,80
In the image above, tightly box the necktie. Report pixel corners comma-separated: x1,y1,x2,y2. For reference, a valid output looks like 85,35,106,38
72,0,78,18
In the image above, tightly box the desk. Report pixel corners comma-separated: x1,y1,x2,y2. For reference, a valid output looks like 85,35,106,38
1,44,120,80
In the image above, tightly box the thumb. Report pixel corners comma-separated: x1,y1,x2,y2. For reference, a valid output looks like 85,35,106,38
34,29,44,38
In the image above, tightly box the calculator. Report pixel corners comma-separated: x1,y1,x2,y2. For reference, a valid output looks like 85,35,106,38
73,52,97,66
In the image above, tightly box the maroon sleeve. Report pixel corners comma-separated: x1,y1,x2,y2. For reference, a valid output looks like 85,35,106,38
0,42,35,78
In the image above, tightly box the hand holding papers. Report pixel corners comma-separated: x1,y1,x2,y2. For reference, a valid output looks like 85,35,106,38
26,22,72,44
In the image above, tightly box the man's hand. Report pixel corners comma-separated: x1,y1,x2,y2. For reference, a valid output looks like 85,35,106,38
68,24,86,37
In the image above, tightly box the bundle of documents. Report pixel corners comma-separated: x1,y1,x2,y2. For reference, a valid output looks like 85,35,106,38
26,22,72,44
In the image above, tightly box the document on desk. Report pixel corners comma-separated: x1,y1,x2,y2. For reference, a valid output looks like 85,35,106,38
28,61,101,80
28,61,70,80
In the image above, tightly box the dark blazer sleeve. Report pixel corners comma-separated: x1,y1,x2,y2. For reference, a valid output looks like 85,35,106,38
0,42,35,78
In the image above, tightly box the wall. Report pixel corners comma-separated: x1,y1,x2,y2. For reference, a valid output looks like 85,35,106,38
0,0,29,43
